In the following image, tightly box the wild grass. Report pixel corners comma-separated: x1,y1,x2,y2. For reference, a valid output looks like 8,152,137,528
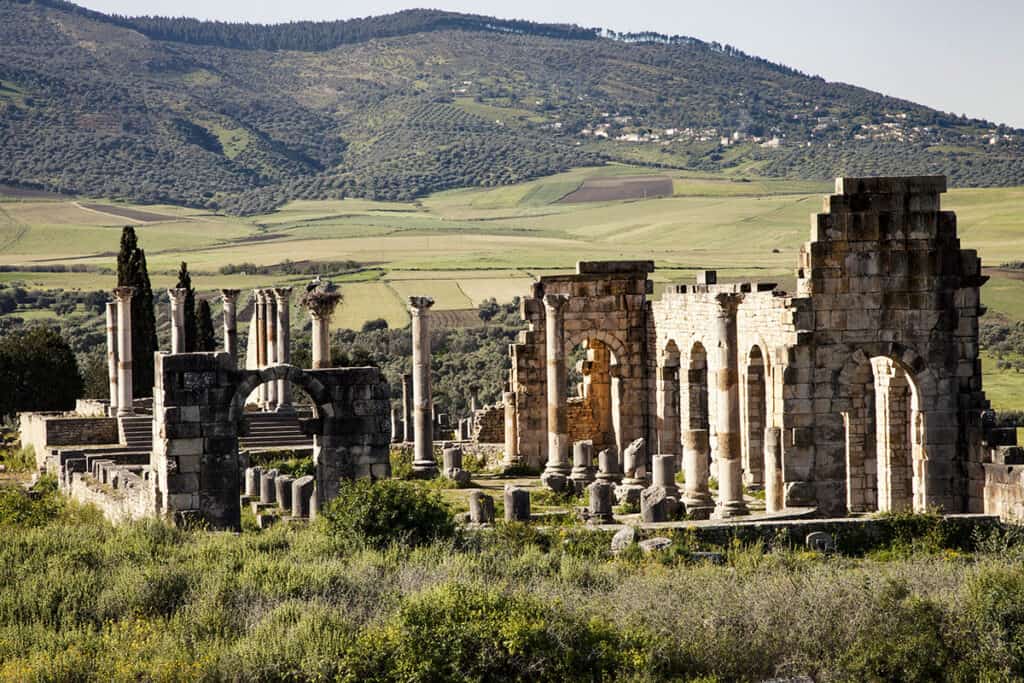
3,480,1024,681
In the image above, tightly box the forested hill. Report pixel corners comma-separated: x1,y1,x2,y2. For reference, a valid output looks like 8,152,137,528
1,1,1022,215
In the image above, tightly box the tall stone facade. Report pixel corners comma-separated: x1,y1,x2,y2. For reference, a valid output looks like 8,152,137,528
505,176,999,516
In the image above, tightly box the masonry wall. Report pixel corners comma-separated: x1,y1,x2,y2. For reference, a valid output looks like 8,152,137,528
472,404,504,443
19,412,120,469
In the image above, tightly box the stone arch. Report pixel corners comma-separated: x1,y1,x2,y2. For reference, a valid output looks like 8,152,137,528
229,364,330,424
657,340,682,456
684,339,710,432
835,343,939,513
562,330,627,455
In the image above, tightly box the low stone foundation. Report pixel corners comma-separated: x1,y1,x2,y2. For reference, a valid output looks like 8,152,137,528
19,412,120,469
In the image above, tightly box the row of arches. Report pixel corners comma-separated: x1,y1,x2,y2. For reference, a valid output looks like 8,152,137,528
659,338,929,515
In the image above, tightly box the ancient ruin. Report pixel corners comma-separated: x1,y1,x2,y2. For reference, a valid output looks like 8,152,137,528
18,175,1024,529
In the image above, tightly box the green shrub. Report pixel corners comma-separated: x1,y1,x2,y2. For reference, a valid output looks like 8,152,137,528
343,582,628,682
320,479,455,550
960,566,1024,677
0,444,35,472
389,447,413,480
0,475,62,527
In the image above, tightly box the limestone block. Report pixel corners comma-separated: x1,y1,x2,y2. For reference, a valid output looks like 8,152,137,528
468,491,495,524
504,485,531,522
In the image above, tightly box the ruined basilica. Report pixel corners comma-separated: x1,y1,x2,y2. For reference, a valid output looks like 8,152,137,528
20,176,1024,528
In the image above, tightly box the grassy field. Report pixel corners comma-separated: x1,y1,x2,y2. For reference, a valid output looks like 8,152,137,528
2,166,1023,408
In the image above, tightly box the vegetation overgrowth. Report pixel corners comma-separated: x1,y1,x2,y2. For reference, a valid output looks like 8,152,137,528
3,478,1024,681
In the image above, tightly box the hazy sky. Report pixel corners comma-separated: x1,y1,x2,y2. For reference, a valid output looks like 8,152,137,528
79,0,1024,128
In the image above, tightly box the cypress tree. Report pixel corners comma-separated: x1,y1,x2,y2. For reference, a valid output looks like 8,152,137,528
176,261,198,351
116,226,158,397
195,299,216,352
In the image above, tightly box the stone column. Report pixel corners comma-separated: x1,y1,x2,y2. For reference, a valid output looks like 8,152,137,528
113,286,135,416
254,290,268,408
220,289,240,364
409,296,437,476
503,389,520,467
541,294,571,488
105,301,119,416
265,291,278,408
764,427,784,513
402,374,414,442
713,293,748,518
273,287,293,412
167,287,188,354
682,429,714,518
306,291,341,369
657,362,681,456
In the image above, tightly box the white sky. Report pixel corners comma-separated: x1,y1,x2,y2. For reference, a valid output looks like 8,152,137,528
78,0,1024,128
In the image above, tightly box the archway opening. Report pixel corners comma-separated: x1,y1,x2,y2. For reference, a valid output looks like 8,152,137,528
657,341,682,456
564,338,619,453
744,345,767,488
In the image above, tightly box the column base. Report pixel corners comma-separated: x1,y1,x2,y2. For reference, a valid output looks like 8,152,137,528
711,500,750,520
411,461,438,478
540,465,571,492
117,408,135,417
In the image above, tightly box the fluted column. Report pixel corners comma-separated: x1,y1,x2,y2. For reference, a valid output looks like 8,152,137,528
167,287,188,354
113,286,135,416
273,287,293,412
265,291,278,408
409,296,437,476
306,291,341,369
105,301,119,416
713,293,748,518
220,289,240,364
541,294,571,486
254,290,268,408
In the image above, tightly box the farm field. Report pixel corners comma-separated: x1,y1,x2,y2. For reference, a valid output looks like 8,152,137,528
2,166,1023,410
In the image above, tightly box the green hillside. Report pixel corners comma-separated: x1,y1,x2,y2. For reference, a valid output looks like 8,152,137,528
1,2,1022,215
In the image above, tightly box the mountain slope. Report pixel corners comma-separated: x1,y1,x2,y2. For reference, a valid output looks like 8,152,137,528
1,1,1022,214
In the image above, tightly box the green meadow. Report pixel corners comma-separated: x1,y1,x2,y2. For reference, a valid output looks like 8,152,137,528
2,166,1023,409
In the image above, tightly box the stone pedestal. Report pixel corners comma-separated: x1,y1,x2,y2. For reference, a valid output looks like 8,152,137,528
244,466,262,498
260,469,278,505
504,485,531,522
105,301,119,416
616,437,646,505
113,287,135,416
168,287,187,354
292,475,315,518
587,481,615,524
409,296,437,477
652,454,680,500
541,294,571,490
275,474,294,512
597,447,622,484
683,428,714,519
442,446,470,485
641,486,668,523
570,440,595,492
468,491,495,524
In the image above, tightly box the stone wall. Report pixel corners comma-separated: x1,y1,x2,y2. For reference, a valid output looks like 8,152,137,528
983,464,1024,522
472,404,504,443
509,261,655,469
18,412,120,469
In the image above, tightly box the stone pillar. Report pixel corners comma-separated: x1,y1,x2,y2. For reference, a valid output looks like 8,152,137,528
409,296,437,476
541,294,571,488
587,481,615,524
503,390,519,467
402,374,414,442
504,485,531,522
105,301,119,416
712,293,748,518
764,427,784,513
652,453,680,500
306,291,342,369
597,447,621,484
657,363,681,456
570,440,595,491
254,289,268,408
113,286,135,416
469,491,495,524
167,287,188,354
265,292,278,408
682,428,714,518
273,288,293,412
220,289,240,365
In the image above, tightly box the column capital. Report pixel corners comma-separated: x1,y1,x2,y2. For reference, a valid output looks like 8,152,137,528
167,287,188,305
112,286,135,302
272,287,293,304
713,291,742,315
220,288,241,304
408,296,434,313
542,293,570,312
305,290,342,319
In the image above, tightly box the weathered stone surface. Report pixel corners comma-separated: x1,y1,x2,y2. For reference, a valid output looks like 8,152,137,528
610,526,637,554
468,491,495,524
639,537,673,554
640,485,668,523
805,531,836,553
504,485,531,522
587,480,615,524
